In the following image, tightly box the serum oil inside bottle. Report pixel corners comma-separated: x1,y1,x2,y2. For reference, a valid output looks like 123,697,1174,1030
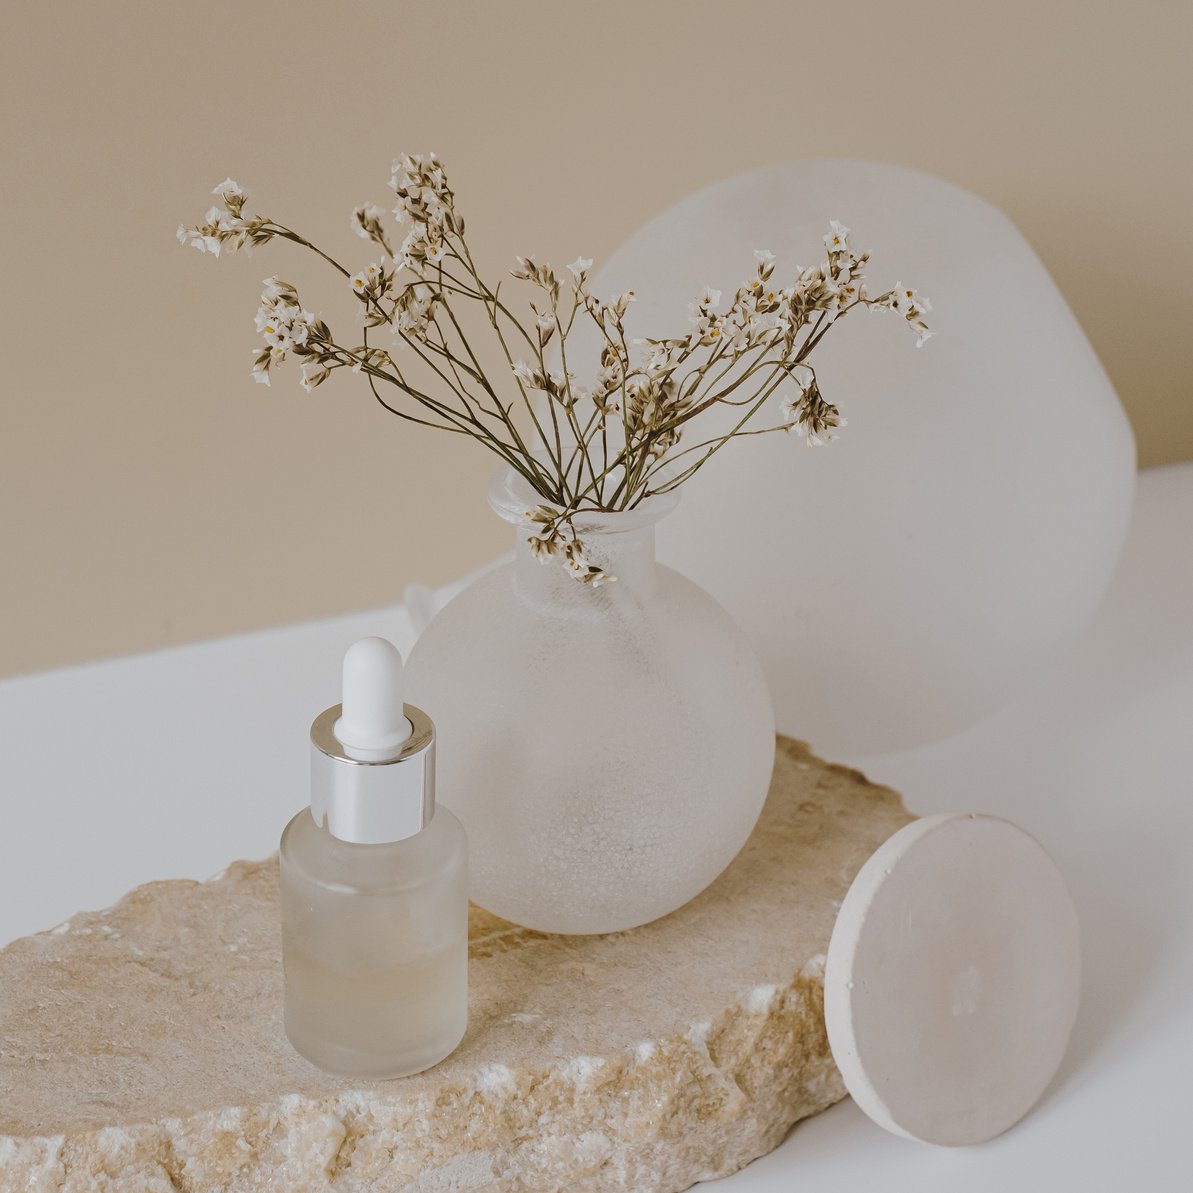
280,637,468,1079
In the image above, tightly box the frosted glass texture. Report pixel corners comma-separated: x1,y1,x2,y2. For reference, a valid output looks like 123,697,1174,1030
405,472,775,935
587,160,1136,755
279,805,467,1078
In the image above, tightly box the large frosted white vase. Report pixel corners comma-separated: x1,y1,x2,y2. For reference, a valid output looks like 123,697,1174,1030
404,469,776,935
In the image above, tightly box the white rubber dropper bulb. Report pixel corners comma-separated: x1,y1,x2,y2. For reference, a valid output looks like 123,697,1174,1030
333,637,414,759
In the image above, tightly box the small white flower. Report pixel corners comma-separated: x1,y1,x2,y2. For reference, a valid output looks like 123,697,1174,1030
824,220,851,253
793,416,848,447
511,360,536,384
392,283,437,338
822,268,863,313
350,271,369,292
594,362,623,393
696,286,722,310
178,224,222,256
688,312,724,347
299,361,330,392
642,340,682,374
251,365,271,387
567,256,593,280
351,202,386,238
255,287,319,367
212,178,245,202
753,248,776,265
889,282,930,318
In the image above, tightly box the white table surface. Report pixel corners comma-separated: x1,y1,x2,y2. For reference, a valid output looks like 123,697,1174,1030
2,465,1190,1191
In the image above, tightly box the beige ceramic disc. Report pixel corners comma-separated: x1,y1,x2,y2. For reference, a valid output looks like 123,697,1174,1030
824,812,1081,1146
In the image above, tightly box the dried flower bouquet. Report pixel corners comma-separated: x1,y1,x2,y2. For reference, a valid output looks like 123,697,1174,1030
180,154,930,584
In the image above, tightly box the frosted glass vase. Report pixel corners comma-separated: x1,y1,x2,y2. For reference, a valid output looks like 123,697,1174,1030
404,468,775,935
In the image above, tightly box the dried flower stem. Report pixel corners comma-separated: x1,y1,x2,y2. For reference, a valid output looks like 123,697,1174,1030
180,166,931,583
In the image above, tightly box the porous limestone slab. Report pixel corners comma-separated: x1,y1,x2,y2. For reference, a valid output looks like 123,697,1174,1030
0,738,911,1192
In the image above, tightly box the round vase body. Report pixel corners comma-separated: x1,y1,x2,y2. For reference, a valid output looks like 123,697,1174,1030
405,475,775,935
587,159,1136,755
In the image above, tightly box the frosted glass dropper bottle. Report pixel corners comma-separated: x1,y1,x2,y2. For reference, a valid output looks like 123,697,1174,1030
280,637,468,1078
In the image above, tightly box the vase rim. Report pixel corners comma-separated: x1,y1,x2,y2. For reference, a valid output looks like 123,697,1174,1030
487,464,681,534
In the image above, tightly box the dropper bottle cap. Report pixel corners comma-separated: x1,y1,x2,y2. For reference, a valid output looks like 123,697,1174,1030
309,637,436,844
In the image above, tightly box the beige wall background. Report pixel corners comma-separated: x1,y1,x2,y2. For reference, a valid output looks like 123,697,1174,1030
2,0,1190,678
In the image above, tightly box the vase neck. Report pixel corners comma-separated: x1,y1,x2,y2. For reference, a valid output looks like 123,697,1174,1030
514,521,659,598
488,465,678,602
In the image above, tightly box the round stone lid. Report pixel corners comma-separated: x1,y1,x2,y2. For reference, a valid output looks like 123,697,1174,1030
824,812,1081,1146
